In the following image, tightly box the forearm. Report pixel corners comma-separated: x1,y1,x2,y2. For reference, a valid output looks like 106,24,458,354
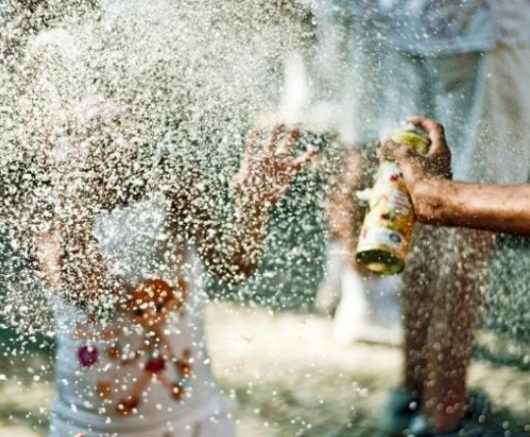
229,201,269,276
412,178,530,236
197,198,269,284
327,147,375,262
37,212,122,309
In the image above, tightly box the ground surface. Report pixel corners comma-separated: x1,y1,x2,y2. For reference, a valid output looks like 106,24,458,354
0,303,529,437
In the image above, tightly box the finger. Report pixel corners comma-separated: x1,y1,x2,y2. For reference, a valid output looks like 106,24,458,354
431,151,453,179
278,126,301,155
379,139,412,161
406,115,441,133
406,115,444,140
267,124,286,153
431,140,451,167
245,128,262,155
406,116,447,155
290,147,318,173
407,116,452,178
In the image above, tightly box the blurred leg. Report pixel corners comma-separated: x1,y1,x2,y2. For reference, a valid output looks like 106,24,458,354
319,149,366,316
325,149,367,258
423,228,495,432
400,225,445,397
315,240,349,315
322,148,369,334
380,50,435,397
324,147,382,344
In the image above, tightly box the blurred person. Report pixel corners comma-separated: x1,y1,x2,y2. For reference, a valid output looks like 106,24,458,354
5,3,318,437
378,116,530,437
375,3,530,436
37,110,313,437
310,1,404,346
309,1,530,436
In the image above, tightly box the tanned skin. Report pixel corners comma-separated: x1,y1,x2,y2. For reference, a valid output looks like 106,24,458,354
382,116,497,433
38,121,317,307
385,116,530,236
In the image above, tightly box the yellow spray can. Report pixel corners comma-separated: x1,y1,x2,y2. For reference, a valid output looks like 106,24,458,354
355,123,430,275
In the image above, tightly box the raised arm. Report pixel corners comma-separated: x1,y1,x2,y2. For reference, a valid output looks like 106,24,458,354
32,98,149,308
385,116,530,236
169,125,317,285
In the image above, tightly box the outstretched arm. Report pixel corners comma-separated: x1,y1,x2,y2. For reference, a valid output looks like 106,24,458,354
385,116,530,236
409,178,530,236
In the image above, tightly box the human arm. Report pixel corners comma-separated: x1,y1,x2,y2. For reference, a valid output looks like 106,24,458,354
171,125,317,284
385,116,530,236
326,144,378,266
408,178,530,236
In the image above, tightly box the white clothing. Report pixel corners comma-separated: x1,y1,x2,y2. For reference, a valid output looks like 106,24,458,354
50,411,235,437
333,0,530,55
317,242,402,346
49,197,234,437
380,45,530,184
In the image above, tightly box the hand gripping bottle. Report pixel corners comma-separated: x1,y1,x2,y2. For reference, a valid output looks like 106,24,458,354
355,123,430,275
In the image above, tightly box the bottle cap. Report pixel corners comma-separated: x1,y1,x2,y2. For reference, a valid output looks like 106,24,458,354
391,123,430,155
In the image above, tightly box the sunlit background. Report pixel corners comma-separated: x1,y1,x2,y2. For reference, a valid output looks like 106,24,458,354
1,1,529,436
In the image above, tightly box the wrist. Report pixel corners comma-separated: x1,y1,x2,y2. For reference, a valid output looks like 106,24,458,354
410,177,446,224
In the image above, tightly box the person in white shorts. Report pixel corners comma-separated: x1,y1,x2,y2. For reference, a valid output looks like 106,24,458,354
376,2,530,435
312,1,530,435
309,1,404,345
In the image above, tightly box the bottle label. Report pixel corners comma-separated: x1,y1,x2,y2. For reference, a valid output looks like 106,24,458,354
356,125,429,273
358,226,405,253
385,189,412,217
357,162,414,265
